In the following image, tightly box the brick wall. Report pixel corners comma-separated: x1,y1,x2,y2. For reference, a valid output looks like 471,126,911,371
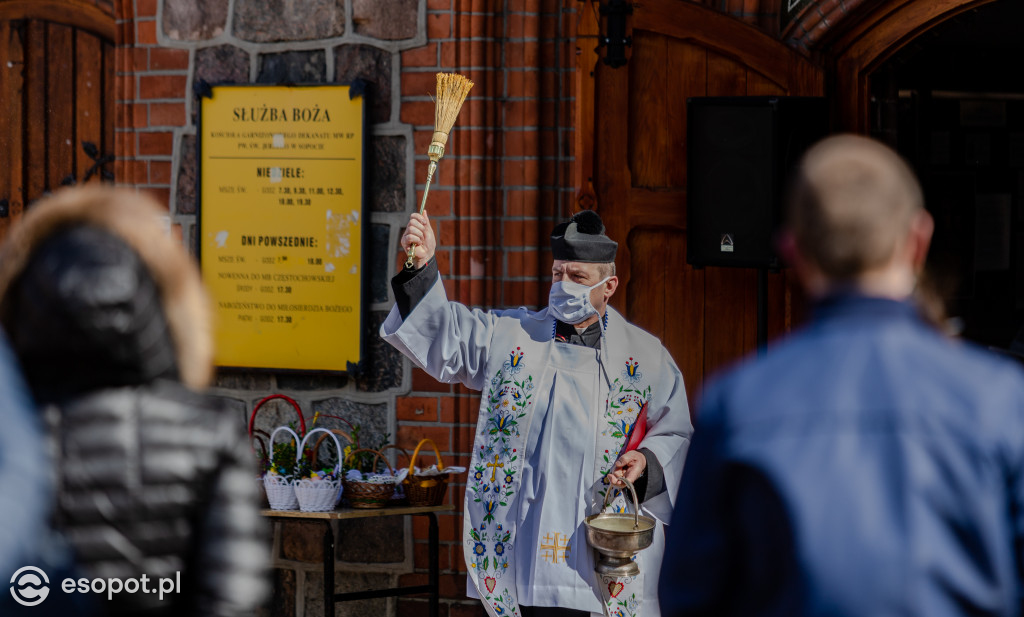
115,1,576,615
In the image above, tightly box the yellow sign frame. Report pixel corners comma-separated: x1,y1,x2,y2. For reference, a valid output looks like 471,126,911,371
198,84,363,372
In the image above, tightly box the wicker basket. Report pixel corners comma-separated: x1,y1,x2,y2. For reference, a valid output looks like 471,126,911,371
380,444,412,505
294,428,344,512
343,448,396,509
264,426,301,510
403,438,449,507
249,395,307,507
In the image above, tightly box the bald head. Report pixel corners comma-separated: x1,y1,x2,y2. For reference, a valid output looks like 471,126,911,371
786,134,925,281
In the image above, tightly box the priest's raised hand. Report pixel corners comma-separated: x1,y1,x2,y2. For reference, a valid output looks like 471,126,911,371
401,211,436,269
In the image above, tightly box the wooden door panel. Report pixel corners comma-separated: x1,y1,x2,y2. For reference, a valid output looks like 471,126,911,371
0,21,25,237
704,267,758,378
590,0,824,406
48,22,75,190
747,70,786,96
627,32,671,189
628,227,704,411
0,14,114,241
75,30,104,182
627,32,697,189
707,50,747,96
25,20,47,203
101,28,113,159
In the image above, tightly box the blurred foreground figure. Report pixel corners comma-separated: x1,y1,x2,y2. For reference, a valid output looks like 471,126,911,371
0,328,69,614
660,135,1024,616
0,186,268,617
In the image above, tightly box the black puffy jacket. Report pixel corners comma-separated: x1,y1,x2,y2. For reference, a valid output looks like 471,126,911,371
0,187,268,617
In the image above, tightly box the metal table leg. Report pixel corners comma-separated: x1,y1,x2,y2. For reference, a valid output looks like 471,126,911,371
324,521,335,617
322,510,442,615
428,512,439,617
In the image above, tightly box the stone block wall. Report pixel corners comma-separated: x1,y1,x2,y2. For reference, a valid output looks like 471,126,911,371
115,0,577,615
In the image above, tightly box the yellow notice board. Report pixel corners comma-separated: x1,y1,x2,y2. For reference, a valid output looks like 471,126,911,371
199,85,363,371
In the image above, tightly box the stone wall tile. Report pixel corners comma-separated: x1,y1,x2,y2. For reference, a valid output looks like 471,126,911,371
369,223,391,304
334,45,391,124
214,370,274,391
211,396,249,428
194,45,251,124
175,134,196,214
276,373,349,391
304,571,391,617
258,51,327,84
281,520,326,562
195,45,250,85
188,223,198,259
235,0,345,43
163,0,229,41
311,398,390,448
369,136,406,213
336,516,405,563
352,0,419,40
353,311,402,392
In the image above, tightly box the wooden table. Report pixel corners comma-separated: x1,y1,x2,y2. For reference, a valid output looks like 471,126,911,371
262,504,454,617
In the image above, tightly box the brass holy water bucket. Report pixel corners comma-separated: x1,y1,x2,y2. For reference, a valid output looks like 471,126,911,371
583,477,656,577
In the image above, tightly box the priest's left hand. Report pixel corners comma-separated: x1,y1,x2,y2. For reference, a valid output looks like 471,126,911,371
609,450,646,487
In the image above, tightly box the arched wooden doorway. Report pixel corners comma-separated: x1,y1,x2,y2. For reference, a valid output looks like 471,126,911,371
579,0,824,407
828,0,1024,351
828,0,1000,131
0,0,116,240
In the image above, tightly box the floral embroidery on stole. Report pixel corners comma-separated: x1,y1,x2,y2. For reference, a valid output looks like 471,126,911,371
594,351,651,617
465,346,535,617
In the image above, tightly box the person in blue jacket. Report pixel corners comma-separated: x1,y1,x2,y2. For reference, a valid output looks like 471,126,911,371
0,328,78,615
660,134,1024,616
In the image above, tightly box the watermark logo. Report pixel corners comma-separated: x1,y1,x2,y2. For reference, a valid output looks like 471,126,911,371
8,567,180,606
10,566,49,607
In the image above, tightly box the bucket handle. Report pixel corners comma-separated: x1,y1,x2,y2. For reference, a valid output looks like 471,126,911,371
600,476,640,530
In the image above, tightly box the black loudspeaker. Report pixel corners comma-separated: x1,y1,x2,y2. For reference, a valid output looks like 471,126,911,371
686,97,828,268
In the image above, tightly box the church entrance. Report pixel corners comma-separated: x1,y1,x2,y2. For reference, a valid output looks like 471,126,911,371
867,0,1024,352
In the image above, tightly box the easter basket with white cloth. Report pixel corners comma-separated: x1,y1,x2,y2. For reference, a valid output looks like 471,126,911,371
293,428,345,512
263,426,301,511
396,438,466,507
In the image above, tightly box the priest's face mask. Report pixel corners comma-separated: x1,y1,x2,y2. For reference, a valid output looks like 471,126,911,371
550,260,618,323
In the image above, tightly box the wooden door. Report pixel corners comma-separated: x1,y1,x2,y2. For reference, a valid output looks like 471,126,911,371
580,1,823,409
0,2,116,240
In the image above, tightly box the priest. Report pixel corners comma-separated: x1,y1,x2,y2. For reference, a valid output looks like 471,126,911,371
381,209,693,617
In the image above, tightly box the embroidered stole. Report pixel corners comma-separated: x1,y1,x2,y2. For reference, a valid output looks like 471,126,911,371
595,357,650,617
464,325,652,617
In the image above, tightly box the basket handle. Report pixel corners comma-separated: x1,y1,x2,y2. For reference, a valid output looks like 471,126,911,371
249,394,306,438
267,426,301,473
307,429,353,470
251,429,270,464
344,448,395,476
299,428,346,473
380,444,411,469
408,438,445,476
